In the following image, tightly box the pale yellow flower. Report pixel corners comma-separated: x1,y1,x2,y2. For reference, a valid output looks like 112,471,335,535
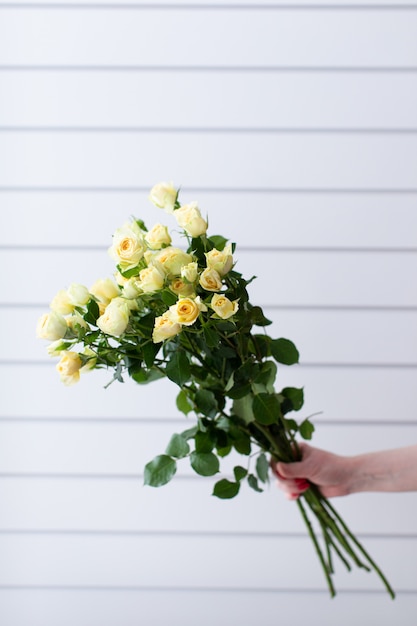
89,278,121,304
152,313,182,343
97,299,130,336
199,267,223,292
155,247,193,277
169,278,195,298
181,261,198,283
66,311,88,332
67,283,90,307
108,221,145,271
174,202,207,238
211,294,239,319
80,347,97,372
50,289,74,315
149,182,177,213
205,244,233,276
145,223,172,250
137,265,165,293
36,311,68,341
168,296,207,326
56,351,82,385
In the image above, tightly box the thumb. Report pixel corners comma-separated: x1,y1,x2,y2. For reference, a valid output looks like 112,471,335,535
275,460,305,480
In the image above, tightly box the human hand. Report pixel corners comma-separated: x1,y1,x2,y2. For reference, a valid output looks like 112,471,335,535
271,442,354,500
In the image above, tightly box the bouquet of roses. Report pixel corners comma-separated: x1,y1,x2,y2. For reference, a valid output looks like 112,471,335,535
36,182,394,598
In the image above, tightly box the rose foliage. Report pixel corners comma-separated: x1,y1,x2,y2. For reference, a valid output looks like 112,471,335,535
36,182,394,599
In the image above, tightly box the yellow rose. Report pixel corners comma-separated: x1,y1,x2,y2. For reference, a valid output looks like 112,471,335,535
108,221,145,271
181,261,198,283
90,278,121,304
174,202,207,238
66,311,88,332
168,296,207,326
137,265,165,293
152,313,181,343
155,247,193,277
145,223,172,250
205,244,233,276
50,289,74,315
122,277,141,299
111,296,138,311
149,182,178,213
115,271,129,287
56,351,82,385
169,278,195,298
80,347,97,372
67,283,90,306
36,311,68,341
199,267,223,292
97,299,130,336
46,340,68,357
211,294,239,320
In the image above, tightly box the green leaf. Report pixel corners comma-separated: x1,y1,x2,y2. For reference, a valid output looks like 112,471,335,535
144,455,177,487
203,325,220,349
176,390,193,415
249,305,273,327
180,425,198,440
281,387,304,412
83,299,100,325
135,218,148,232
165,351,191,386
233,433,251,456
165,434,190,459
117,265,140,279
271,338,300,366
253,361,277,393
190,451,220,476
252,392,281,425
160,289,178,306
194,389,218,418
249,334,271,359
208,235,228,251
233,466,248,482
232,394,255,424
224,373,235,392
195,431,215,453
226,383,252,400
247,474,263,493
256,453,270,483
299,418,315,441
142,342,161,368
216,444,232,458
131,367,165,385
284,417,298,433
212,479,240,499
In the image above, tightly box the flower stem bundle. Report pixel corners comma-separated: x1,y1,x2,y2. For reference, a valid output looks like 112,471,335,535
37,183,395,598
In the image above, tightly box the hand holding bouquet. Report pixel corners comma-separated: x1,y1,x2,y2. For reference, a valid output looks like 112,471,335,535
37,182,395,598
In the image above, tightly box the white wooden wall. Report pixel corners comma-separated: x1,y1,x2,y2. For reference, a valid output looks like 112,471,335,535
1,2,417,624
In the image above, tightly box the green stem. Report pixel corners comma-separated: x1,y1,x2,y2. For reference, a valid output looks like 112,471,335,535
323,499,396,600
297,498,336,598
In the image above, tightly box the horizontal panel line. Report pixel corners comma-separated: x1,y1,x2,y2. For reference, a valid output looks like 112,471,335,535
1,65,417,74
0,472,155,480
4,302,417,313
0,584,413,596
3,360,417,369
0,417,416,427
2,244,417,254
2,3,417,11
0,529,415,541
1,186,417,195
2,125,417,135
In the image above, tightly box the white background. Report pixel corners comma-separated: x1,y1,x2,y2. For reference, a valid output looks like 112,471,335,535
0,2,417,624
